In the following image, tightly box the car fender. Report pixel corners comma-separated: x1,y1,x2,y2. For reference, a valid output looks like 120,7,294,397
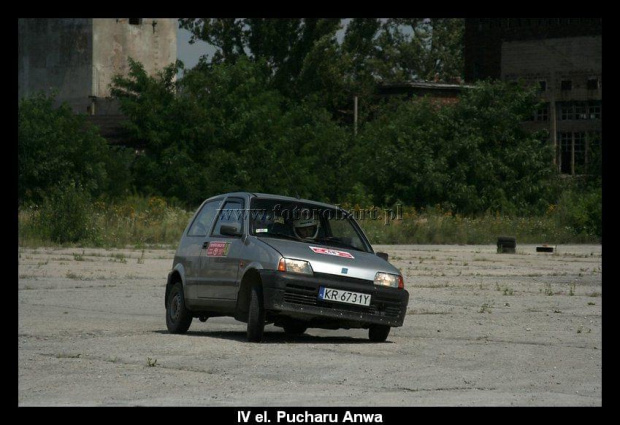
165,263,187,307
238,261,265,288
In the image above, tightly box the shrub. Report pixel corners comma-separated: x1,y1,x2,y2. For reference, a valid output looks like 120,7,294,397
36,183,99,244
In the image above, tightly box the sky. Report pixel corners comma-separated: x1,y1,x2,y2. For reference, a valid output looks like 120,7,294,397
176,26,215,70
176,19,351,73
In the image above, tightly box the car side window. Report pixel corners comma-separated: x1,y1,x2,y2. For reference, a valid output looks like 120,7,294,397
187,200,220,237
212,199,244,237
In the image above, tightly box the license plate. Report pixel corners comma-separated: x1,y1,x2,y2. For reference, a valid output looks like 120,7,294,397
318,287,371,307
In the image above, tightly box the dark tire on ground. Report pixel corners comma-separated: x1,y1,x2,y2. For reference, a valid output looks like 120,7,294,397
282,321,308,336
247,285,266,342
166,282,193,334
369,325,391,342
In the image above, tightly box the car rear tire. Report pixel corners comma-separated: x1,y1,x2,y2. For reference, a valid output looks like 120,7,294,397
247,285,265,342
369,325,391,342
282,321,308,336
166,282,193,334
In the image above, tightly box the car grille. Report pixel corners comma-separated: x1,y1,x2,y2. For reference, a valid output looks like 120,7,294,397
283,284,317,306
282,283,403,319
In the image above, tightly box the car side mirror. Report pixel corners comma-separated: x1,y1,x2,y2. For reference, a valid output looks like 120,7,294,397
220,224,243,237
376,252,389,261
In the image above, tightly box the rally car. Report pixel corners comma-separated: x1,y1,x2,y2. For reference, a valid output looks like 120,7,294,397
165,192,409,342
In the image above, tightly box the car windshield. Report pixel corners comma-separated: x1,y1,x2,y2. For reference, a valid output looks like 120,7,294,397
249,198,371,253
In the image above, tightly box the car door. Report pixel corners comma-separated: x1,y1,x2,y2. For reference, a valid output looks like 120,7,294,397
180,198,223,300
198,197,245,300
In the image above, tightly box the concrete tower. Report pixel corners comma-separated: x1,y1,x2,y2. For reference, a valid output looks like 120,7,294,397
18,18,178,115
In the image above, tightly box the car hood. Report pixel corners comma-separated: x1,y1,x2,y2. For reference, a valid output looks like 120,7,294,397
257,237,401,281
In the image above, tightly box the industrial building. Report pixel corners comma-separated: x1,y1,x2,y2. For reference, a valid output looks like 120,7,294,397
18,18,178,142
464,18,602,175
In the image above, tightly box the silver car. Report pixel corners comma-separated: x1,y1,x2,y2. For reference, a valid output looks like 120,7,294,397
165,192,409,342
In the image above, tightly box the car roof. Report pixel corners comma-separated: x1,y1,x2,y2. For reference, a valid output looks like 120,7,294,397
204,192,344,211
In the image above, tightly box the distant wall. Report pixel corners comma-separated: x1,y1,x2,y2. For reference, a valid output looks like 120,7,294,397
92,18,178,99
501,36,602,101
18,18,178,115
18,19,93,113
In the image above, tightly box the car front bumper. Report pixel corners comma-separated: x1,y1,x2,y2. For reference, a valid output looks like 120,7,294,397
259,270,409,328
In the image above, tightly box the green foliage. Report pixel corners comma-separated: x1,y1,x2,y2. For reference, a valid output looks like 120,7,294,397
111,57,351,206
19,195,193,248
553,186,602,238
353,80,557,215
369,18,464,82
18,196,598,248
18,92,132,204
357,206,595,245
36,183,99,244
17,19,600,245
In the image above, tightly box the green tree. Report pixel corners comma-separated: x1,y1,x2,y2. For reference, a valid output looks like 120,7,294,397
179,18,342,97
371,18,464,82
111,56,352,206
18,92,131,204
354,80,557,215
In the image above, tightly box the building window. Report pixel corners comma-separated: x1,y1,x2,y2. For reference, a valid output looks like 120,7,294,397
561,80,572,91
588,101,601,119
574,102,587,120
558,102,573,120
573,132,586,174
558,101,600,121
558,132,572,174
129,18,143,25
587,77,599,90
538,81,547,92
557,132,598,175
534,104,549,121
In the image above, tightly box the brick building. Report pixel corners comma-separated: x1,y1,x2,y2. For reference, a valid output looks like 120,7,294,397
464,18,602,175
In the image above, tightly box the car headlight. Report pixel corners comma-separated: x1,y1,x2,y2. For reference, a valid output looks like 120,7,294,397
278,258,314,275
374,272,404,289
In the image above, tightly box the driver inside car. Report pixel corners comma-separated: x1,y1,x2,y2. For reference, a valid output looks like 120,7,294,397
293,217,320,241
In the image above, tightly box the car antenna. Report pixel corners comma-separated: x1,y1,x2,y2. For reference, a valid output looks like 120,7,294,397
280,160,301,199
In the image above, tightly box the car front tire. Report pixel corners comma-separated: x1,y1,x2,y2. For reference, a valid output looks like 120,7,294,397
368,324,391,342
247,285,265,342
166,282,193,334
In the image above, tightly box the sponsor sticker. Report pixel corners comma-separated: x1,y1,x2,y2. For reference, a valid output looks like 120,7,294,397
206,241,231,257
309,246,355,259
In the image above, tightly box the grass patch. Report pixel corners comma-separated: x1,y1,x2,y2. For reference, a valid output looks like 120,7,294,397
479,302,493,314
109,253,127,263
358,206,599,245
18,197,600,248
18,195,192,248
542,283,554,296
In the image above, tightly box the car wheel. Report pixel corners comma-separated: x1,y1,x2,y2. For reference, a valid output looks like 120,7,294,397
368,324,391,342
166,282,193,334
247,285,265,342
282,321,308,336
